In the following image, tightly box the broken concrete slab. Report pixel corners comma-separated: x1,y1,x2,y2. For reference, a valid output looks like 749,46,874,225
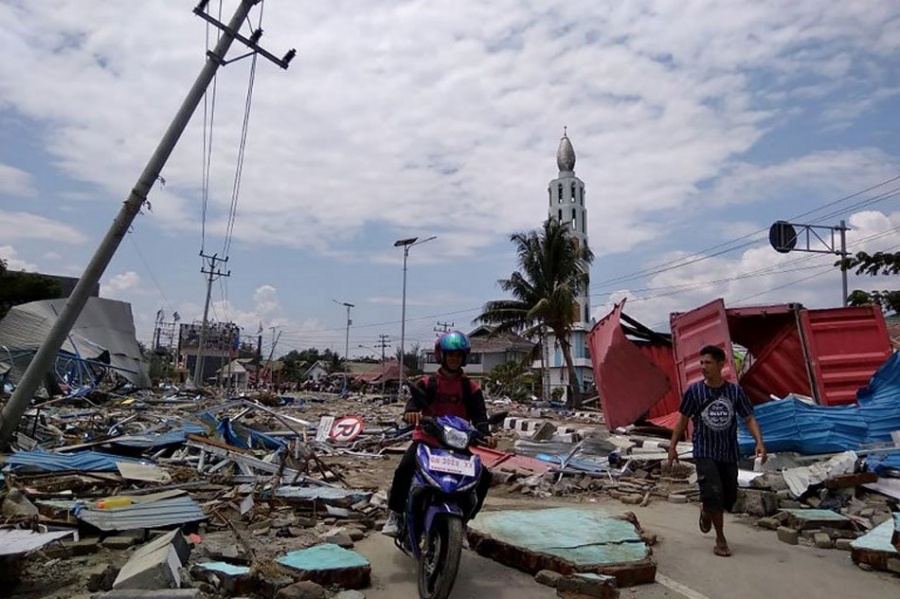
2,488,39,518
333,591,366,599
777,527,799,545
850,515,900,572
467,508,655,587
276,544,371,589
780,509,856,531
191,562,255,595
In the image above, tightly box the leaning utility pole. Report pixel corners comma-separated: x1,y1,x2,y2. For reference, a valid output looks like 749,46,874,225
0,0,295,447
434,321,454,335
192,252,230,386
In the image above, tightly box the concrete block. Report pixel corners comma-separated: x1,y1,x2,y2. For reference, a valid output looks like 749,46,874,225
275,581,328,599
536,569,564,587
103,536,139,550
113,543,181,590
667,494,688,504
835,539,854,551
276,544,371,589
738,489,778,517
140,530,192,566
778,500,802,510
86,563,119,592
333,592,366,599
556,572,619,598
887,558,900,575
814,533,833,549
98,591,199,598
320,529,355,548
757,517,781,530
777,527,799,545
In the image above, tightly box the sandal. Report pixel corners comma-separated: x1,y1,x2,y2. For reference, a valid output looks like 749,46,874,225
714,543,732,557
699,512,712,534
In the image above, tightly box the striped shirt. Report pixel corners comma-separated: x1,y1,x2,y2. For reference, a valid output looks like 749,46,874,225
679,381,753,463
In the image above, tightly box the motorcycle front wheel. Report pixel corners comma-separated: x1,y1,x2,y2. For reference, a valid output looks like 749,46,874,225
417,514,463,599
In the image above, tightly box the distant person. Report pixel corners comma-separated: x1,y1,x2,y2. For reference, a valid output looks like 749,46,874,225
667,344,767,557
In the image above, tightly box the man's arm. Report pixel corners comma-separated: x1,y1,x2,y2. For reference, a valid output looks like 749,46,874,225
667,414,690,467
467,383,490,434
744,414,767,464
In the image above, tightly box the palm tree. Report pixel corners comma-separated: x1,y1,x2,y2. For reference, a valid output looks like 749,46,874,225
476,217,594,408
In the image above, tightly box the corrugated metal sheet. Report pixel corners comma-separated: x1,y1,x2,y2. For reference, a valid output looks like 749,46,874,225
77,495,205,531
588,301,672,429
856,352,900,443
5,450,143,473
737,398,867,455
803,306,892,406
0,529,75,556
670,299,737,394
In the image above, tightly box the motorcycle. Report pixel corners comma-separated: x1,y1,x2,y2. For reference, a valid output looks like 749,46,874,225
394,414,487,599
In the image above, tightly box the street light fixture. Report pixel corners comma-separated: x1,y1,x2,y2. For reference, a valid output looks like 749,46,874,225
394,235,436,399
333,299,354,396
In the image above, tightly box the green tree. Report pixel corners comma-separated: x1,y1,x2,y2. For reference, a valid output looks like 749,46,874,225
476,218,594,408
838,251,900,313
0,260,63,321
486,359,533,401
396,342,422,376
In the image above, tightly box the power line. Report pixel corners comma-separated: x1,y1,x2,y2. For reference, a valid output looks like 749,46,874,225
200,0,224,253
587,176,900,293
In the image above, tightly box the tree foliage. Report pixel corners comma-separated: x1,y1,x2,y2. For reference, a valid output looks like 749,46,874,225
837,251,900,314
476,218,593,408
278,348,343,382
0,259,63,321
485,359,534,401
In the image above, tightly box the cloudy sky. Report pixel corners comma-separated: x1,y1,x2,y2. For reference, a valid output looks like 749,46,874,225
1,0,899,357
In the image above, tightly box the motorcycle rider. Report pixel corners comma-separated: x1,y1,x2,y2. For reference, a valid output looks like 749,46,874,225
382,330,495,537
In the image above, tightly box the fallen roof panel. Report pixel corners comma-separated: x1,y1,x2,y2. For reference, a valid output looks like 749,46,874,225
77,495,206,531
0,529,75,556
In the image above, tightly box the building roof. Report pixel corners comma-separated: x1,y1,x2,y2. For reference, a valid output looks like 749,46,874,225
468,326,536,354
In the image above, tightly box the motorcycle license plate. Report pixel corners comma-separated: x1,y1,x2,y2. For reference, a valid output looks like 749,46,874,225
429,453,476,477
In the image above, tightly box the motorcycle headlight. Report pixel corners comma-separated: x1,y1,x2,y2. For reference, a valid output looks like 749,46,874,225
442,426,470,450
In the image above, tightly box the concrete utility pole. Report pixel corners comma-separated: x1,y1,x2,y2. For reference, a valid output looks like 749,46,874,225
333,299,354,394
193,252,230,386
0,0,295,446
377,334,391,396
434,321,454,335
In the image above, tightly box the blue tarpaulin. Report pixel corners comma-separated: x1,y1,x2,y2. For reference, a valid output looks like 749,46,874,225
738,352,900,457
198,413,285,450
5,450,144,473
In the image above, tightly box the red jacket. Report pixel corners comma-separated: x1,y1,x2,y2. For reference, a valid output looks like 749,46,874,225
405,369,489,445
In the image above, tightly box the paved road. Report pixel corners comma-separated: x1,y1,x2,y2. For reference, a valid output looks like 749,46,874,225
355,496,900,599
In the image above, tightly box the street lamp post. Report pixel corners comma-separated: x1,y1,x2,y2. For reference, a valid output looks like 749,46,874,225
393,235,436,399
333,299,354,396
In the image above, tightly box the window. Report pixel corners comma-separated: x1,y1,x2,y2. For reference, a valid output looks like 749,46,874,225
548,188,552,206
571,182,576,202
572,208,577,227
558,184,563,202
558,209,562,222
580,186,584,205
582,212,586,233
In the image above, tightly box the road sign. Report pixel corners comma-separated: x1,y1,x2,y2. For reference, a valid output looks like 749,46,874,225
315,416,335,443
769,220,798,253
329,415,365,443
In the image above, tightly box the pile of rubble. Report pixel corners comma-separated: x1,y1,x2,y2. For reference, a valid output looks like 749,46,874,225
2,385,899,598
0,388,410,599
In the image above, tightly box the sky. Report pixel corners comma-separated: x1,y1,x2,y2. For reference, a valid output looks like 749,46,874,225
1,0,899,360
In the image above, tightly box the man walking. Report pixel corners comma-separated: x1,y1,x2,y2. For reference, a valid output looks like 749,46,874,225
667,345,767,557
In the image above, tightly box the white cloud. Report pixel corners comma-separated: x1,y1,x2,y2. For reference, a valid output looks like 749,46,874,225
0,164,36,197
593,208,900,330
0,246,37,271
0,211,87,244
1,1,896,261
101,271,142,298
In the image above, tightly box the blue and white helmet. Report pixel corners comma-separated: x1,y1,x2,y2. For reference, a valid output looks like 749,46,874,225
434,330,471,366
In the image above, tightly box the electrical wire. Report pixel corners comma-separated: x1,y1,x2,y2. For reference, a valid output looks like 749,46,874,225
200,0,224,253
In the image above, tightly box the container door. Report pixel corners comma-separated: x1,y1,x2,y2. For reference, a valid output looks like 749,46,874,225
670,298,737,396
